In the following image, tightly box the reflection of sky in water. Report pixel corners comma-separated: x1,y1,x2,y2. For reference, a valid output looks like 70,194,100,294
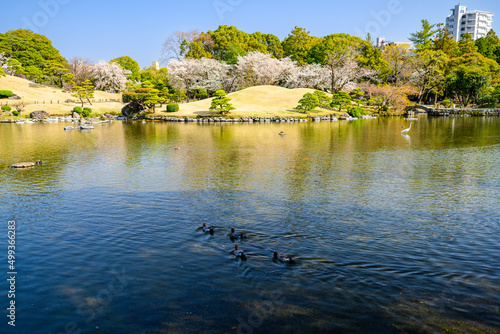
1,117,499,333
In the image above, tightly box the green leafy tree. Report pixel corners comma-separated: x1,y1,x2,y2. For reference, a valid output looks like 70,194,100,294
412,50,448,104
433,26,458,57
206,25,267,63
0,29,67,82
475,30,500,62
209,89,235,115
454,33,478,57
350,88,365,106
47,61,69,87
296,92,319,112
251,32,284,59
110,56,141,81
282,27,318,64
331,91,352,111
6,58,22,75
313,90,331,107
71,80,95,107
409,20,439,51
446,65,486,107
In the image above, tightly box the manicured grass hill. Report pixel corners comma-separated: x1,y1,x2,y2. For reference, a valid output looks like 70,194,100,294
0,75,123,115
160,85,336,117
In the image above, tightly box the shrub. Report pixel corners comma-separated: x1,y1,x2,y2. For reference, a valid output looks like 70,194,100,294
441,99,453,108
166,103,179,112
12,110,20,116
296,93,319,112
72,106,82,114
347,106,366,117
0,90,14,99
82,107,92,117
2,105,12,112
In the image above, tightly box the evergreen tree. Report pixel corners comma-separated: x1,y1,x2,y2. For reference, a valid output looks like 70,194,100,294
209,90,235,115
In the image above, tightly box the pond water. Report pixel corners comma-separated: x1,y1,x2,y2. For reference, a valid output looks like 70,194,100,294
1,116,499,334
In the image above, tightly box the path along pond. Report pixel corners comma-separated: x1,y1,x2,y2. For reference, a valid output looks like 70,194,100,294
1,116,499,333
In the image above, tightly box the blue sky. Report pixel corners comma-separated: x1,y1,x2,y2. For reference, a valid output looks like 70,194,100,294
1,0,499,68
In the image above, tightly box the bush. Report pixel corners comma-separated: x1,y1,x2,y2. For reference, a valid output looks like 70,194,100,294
347,106,366,117
166,104,179,112
82,107,92,117
2,105,12,112
0,90,14,99
441,99,453,108
73,106,82,114
12,110,20,116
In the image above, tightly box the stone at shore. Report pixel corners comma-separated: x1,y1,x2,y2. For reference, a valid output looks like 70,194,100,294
11,162,35,168
72,112,81,119
64,126,74,131
30,110,50,119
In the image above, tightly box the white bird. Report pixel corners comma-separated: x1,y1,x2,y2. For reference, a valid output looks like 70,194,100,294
401,122,413,134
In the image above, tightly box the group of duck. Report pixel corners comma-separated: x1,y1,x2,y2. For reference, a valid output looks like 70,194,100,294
201,223,294,264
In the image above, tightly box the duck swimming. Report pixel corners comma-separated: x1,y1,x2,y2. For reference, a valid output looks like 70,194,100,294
231,244,247,260
230,227,245,240
202,222,214,234
279,131,286,136
273,251,294,264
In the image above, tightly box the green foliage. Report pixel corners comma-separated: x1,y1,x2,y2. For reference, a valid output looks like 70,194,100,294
313,90,331,107
170,89,187,103
201,25,267,63
166,103,179,112
12,110,19,116
433,26,458,57
123,87,160,113
331,91,352,111
251,32,284,58
350,88,365,105
455,33,478,57
282,27,318,64
446,65,487,107
0,29,67,82
6,58,22,75
0,90,13,99
347,106,366,117
409,20,439,51
209,89,235,115
82,107,92,117
0,67,5,77
296,93,319,112
475,30,500,63
441,98,453,108
72,106,82,114
2,105,12,111
310,33,363,64
110,56,140,81
71,80,95,107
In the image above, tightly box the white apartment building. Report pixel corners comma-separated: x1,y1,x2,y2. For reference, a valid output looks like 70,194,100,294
446,4,494,41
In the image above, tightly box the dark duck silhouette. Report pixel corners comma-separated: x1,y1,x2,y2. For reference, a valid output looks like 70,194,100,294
273,251,294,264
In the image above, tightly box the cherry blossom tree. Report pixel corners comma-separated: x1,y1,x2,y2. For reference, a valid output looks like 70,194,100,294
235,52,283,88
283,63,329,90
168,57,229,97
91,61,130,93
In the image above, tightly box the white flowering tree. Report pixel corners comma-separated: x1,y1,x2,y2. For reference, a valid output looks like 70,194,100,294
283,63,329,90
235,52,283,88
91,61,130,93
168,57,229,97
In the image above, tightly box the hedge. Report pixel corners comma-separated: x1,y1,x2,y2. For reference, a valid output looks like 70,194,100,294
166,103,179,112
0,90,14,99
